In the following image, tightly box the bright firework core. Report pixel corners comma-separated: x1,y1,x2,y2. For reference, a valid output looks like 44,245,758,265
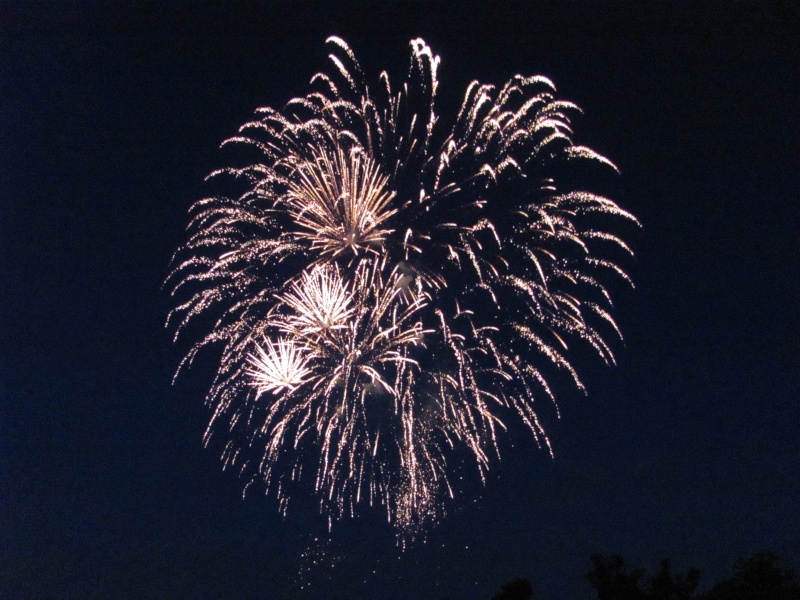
167,37,638,532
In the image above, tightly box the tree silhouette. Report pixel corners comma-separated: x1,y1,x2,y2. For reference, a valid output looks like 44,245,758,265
586,554,647,600
647,559,701,600
705,551,800,600
493,552,797,600
491,577,533,600
586,552,799,600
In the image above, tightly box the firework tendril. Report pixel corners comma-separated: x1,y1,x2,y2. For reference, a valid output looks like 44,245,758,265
167,37,639,531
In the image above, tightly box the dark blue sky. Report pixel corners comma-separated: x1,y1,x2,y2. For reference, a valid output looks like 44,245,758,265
2,3,798,599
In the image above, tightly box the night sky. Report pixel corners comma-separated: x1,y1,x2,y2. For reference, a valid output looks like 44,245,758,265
2,3,798,599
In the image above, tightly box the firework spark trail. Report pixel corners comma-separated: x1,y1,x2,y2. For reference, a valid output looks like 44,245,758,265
167,37,639,531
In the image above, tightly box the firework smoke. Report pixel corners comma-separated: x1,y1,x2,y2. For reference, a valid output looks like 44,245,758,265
167,37,638,530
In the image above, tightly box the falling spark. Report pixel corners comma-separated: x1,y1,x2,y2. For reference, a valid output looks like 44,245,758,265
167,37,639,531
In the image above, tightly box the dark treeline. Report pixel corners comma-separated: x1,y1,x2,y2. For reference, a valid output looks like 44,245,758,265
484,552,800,600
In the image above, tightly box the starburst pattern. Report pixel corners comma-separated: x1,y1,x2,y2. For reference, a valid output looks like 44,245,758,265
167,37,638,530
248,338,311,395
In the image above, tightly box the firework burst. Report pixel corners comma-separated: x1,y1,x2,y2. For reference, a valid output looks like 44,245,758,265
167,37,638,530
